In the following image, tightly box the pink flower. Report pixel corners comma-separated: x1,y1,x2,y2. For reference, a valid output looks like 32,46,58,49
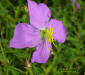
71,0,75,3
71,0,81,10
9,0,67,63
25,59,31,68
75,2,81,10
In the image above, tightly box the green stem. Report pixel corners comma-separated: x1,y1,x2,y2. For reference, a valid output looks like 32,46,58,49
26,68,33,75
10,66,26,74
0,43,9,65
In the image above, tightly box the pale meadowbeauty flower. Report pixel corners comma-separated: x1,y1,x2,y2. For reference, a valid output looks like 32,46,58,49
75,2,81,10
71,0,81,10
71,0,75,3
25,59,31,68
9,0,67,63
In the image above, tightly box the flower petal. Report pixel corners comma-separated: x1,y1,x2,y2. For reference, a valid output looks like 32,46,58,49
31,40,51,63
49,19,67,43
9,23,42,48
27,0,51,30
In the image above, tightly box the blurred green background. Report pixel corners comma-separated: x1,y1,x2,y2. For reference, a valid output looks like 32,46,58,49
0,0,85,75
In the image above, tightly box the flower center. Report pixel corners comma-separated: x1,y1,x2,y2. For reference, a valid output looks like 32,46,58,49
40,29,47,39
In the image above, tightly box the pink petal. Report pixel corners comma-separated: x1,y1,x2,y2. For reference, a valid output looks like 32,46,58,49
49,19,67,43
31,40,51,63
27,0,51,30
9,23,42,48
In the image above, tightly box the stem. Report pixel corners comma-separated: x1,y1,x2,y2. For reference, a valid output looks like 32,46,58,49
0,43,9,65
10,66,26,74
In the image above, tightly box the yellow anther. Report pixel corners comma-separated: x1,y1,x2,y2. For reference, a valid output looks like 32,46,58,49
46,27,54,53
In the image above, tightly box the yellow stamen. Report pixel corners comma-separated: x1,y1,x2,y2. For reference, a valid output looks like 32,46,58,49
46,27,54,53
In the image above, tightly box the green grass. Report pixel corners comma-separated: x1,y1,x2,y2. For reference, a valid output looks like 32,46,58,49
0,0,85,75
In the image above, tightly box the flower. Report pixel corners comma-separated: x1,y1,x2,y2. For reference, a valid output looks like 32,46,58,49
75,2,81,10
71,0,81,10
25,59,31,68
9,0,67,63
71,0,75,3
